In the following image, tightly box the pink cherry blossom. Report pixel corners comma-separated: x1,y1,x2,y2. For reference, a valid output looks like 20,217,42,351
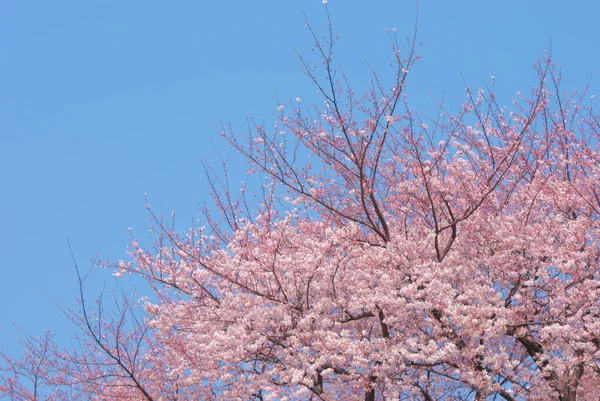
2,14,599,401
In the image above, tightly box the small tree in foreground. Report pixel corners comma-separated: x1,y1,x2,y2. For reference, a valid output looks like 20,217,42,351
2,11,600,401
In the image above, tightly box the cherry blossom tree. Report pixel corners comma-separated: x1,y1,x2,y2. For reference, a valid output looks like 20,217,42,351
2,10,600,401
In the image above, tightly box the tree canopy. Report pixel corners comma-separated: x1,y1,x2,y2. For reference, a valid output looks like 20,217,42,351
2,9,599,401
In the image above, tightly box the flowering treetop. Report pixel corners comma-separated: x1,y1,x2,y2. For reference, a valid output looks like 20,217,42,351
2,7,599,401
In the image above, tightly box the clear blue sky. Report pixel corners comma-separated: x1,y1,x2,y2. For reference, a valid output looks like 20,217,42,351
1,0,598,360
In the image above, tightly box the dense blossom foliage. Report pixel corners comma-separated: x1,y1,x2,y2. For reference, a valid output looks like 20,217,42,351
2,15,600,401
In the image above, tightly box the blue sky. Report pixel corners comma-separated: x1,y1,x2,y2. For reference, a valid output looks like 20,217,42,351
1,0,598,360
